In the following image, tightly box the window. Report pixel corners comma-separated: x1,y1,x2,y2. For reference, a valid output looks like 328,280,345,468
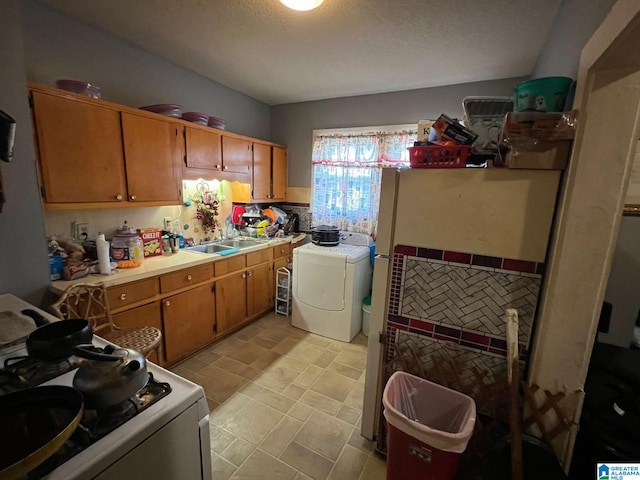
311,125,417,237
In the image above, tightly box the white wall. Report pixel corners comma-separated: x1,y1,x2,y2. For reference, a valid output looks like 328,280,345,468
533,0,617,79
0,0,51,304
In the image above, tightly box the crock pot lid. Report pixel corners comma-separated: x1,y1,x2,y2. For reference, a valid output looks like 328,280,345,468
312,225,339,232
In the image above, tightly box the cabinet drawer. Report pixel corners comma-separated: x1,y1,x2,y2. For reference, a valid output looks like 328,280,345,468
272,243,291,260
160,263,214,292
273,256,291,271
246,248,272,267
215,255,246,276
108,277,159,310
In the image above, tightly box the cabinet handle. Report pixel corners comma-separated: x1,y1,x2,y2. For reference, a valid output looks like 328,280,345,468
119,293,126,301
130,194,137,200
187,274,192,281
223,165,228,171
165,300,171,307
247,271,253,277
116,194,123,201
241,273,246,278
215,164,220,169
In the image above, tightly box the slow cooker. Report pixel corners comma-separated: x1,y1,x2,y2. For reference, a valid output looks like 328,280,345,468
311,225,340,246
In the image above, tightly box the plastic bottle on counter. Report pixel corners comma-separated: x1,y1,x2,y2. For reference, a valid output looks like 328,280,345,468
173,221,185,249
96,232,111,275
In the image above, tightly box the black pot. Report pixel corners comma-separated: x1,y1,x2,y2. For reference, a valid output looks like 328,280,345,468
311,225,340,246
25,318,93,361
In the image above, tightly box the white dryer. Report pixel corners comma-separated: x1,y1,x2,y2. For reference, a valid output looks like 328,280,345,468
292,232,373,342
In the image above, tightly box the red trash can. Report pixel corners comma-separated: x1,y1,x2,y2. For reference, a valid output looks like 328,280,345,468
383,371,476,480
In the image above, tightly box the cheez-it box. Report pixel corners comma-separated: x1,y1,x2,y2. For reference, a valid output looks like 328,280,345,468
138,228,162,257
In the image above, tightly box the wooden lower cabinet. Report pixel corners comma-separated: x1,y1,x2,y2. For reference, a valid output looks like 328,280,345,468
247,263,273,317
216,261,273,337
112,301,162,364
162,283,216,364
215,272,247,337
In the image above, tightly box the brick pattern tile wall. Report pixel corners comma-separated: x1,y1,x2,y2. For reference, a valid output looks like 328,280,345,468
377,244,545,455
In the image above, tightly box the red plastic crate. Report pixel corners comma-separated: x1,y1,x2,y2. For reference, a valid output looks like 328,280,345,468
408,145,472,168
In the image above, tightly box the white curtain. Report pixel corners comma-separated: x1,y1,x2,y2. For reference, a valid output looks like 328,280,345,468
311,128,416,237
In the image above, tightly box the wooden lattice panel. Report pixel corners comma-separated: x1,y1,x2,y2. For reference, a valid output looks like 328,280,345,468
521,382,571,443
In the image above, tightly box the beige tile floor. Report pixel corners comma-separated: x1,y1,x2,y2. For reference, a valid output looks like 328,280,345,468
171,312,387,480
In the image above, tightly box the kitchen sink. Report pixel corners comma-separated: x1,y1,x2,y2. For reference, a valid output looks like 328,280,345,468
186,243,236,254
216,239,263,249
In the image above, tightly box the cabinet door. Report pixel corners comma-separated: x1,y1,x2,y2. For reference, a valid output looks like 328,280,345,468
162,284,216,364
272,146,287,201
221,136,251,175
112,302,163,364
31,91,127,203
252,143,271,201
121,112,182,203
185,126,222,170
215,272,247,336
247,263,273,318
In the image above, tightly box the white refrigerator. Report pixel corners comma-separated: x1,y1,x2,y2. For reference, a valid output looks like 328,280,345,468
361,167,561,444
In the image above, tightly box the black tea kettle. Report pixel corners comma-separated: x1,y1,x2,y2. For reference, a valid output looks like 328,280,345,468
73,344,149,409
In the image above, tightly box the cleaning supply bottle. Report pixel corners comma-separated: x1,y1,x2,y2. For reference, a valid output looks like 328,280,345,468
173,220,185,250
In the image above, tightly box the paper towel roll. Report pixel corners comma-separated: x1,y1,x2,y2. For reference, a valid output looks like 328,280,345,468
97,233,111,275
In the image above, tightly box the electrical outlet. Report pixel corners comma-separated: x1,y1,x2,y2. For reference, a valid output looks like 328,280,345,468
163,217,172,231
76,223,89,240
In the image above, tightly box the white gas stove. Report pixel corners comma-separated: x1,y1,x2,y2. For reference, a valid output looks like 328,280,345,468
0,294,212,480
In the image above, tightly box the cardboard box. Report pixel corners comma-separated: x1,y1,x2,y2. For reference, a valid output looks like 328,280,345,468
417,120,434,142
501,111,576,145
138,228,162,257
501,140,572,170
430,114,478,145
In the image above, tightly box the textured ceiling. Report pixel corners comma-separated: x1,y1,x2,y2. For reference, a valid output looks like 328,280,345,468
38,0,563,106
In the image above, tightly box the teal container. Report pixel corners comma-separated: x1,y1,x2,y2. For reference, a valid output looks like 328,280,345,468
513,77,573,112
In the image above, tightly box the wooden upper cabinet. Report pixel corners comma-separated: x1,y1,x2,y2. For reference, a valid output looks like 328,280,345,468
251,143,287,202
252,142,271,201
184,126,222,170
272,146,287,201
221,136,251,175
121,112,182,203
31,91,127,203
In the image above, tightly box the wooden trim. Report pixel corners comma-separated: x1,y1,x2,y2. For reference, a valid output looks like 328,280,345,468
43,199,181,210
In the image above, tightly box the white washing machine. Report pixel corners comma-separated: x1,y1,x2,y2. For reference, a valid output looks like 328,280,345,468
292,232,373,342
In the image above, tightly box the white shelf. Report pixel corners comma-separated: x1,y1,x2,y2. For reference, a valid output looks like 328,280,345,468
275,267,291,316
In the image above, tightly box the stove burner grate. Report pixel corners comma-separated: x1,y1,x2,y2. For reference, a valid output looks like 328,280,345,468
26,373,172,479
2,355,78,389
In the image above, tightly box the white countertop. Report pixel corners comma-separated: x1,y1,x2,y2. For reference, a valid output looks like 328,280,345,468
50,234,306,293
